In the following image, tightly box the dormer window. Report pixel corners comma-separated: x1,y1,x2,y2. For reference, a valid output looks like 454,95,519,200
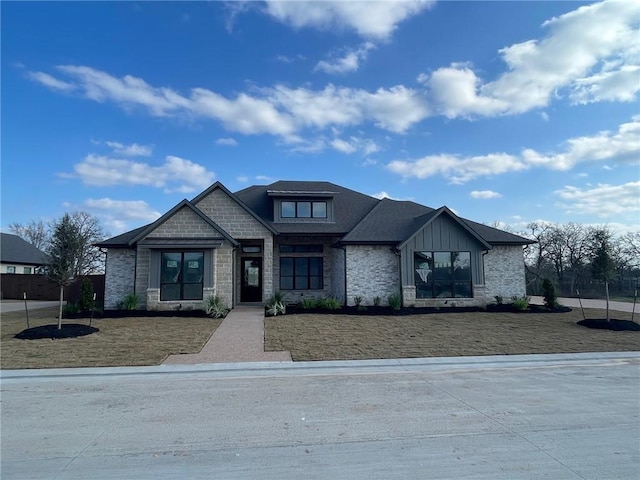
281,201,327,219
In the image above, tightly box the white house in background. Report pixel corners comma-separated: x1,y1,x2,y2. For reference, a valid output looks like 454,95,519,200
0,233,49,274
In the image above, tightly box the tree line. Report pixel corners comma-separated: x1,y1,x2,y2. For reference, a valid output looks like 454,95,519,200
520,222,639,298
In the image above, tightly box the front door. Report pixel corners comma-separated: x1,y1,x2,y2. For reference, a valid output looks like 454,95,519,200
241,257,262,302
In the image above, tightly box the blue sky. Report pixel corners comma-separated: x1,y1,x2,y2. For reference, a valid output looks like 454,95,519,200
2,0,639,238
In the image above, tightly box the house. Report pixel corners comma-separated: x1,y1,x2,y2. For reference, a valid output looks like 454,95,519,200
0,233,49,274
97,181,534,310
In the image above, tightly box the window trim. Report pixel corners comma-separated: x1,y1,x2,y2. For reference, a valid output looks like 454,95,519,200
414,251,472,299
160,251,204,301
280,256,323,290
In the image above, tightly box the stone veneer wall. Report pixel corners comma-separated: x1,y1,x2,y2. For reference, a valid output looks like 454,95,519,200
484,245,527,301
345,245,399,306
104,248,136,309
195,188,273,303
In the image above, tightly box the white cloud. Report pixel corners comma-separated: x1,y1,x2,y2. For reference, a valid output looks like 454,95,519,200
330,136,379,155
68,155,215,193
263,0,433,40
388,117,640,182
421,0,640,117
387,153,525,184
216,137,238,146
105,141,153,156
236,176,249,183
79,197,162,234
26,71,76,92
315,42,375,75
470,190,502,199
555,181,640,218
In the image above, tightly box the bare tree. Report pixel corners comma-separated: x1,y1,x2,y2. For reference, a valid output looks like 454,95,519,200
68,212,107,275
9,220,50,250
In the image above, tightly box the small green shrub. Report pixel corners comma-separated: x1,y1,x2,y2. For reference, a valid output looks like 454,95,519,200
541,278,558,308
388,293,402,311
511,295,530,311
373,296,381,307
121,293,139,310
320,297,342,310
353,295,363,307
62,303,79,315
204,295,229,318
266,292,287,316
494,295,503,305
79,278,95,311
300,297,318,309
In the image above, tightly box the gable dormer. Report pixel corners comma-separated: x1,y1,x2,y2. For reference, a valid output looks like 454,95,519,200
268,189,337,223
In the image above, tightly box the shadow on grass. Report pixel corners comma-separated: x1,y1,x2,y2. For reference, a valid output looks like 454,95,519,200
577,319,640,331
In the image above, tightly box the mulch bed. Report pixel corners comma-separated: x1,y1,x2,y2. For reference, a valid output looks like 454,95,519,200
578,319,640,331
15,324,99,340
64,309,210,319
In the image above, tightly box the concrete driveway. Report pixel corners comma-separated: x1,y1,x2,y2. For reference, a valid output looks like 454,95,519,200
2,352,639,479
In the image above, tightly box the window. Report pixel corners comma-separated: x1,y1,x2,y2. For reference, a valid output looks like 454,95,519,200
6,266,15,273
160,251,204,301
414,251,471,298
280,257,323,290
242,245,262,253
279,244,323,253
23,267,32,274
280,201,327,218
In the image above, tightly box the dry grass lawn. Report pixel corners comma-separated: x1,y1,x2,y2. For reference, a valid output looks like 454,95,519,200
265,308,640,361
1,307,222,369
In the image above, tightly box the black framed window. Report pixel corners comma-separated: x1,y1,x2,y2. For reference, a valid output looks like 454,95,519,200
160,251,204,301
414,251,471,299
279,244,323,253
280,201,327,218
280,257,323,290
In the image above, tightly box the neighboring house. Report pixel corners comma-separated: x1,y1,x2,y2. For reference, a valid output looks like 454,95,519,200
97,181,535,310
0,233,49,274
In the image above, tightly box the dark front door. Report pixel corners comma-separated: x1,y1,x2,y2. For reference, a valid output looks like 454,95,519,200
241,257,262,302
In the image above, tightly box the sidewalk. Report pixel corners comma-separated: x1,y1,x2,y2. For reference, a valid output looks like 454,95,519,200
163,305,291,365
530,296,638,313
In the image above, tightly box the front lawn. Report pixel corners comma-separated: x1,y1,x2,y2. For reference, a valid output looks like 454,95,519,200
265,308,640,361
1,307,222,369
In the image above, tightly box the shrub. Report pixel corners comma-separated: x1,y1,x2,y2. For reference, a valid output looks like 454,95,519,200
373,296,381,307
511,295,530,311
79,278,95,311
388,293,402,311
494,295,503,305
541,278,558,308
121,293,139,310
204,295,229,319
321,297,342,310
62,303,79,315
266,292,286,316
300,297,318,309
353,295,363,307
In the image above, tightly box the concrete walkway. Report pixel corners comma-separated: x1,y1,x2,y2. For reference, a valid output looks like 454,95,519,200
531,295,638,313
0,300,63,314
163,305,291,365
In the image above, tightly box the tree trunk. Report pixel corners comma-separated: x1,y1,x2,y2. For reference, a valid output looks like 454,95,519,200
58,285,64,330
605,281,610,323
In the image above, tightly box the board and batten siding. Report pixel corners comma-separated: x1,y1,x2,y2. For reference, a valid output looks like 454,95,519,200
399,215,487,287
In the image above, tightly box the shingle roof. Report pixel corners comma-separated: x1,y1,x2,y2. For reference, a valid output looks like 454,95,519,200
0,233,49,265
235,180,379,235
97,180,534,247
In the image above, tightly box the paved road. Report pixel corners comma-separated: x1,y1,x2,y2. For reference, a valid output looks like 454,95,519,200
2,353,639,479
0,300,62,314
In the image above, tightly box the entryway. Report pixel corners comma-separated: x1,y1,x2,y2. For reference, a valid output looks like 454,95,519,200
240,257,262,302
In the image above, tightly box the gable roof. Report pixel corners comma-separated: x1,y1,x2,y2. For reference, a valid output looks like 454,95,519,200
235,180,379,235
0,233,49,265
191,181,277,234
130,199,239,246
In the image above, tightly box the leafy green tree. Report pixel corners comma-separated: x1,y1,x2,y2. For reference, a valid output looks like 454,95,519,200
47,214,83,329
590,228,615,322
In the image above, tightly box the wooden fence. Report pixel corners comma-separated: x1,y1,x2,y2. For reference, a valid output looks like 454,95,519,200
0,274,105,307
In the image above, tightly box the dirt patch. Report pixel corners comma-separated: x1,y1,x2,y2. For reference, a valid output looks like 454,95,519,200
578,319,640,331
265,308,640,361
1,307,222,369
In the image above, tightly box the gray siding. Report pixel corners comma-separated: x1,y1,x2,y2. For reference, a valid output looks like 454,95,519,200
399,215,486,287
